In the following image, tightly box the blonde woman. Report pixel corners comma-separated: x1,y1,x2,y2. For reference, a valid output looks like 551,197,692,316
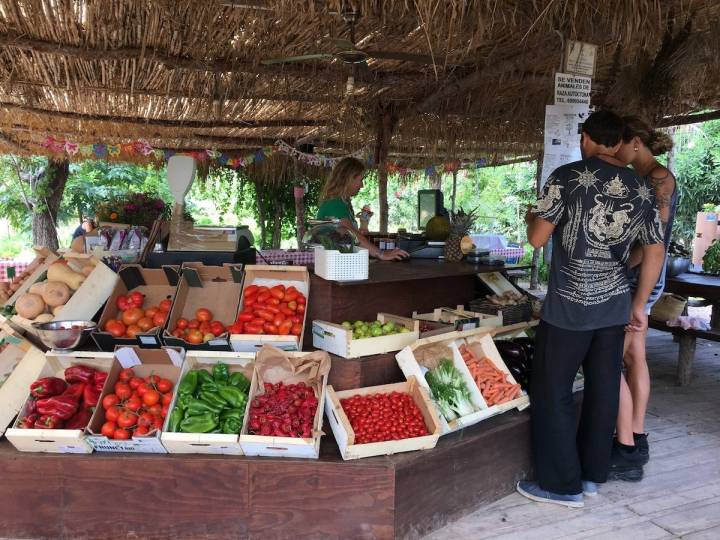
610,116,677,482
317,157,408,261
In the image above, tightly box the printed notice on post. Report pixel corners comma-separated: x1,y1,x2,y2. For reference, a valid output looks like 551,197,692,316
554,73,592,106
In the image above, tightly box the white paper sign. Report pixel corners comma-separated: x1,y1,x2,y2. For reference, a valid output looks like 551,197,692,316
564,41,597,77
540,104,590,188
554,73,592,106
115,347,142,368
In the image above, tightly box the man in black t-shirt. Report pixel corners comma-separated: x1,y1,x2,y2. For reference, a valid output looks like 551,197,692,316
517,111,665,508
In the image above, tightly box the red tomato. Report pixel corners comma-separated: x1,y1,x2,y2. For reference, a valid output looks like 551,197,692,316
129,291,145,308
256,309,275,322
199,321,211,335
203,332,215,342
287,300,297,311
129,377,144,390
122,307,144,326
176,318,189,329
114,428,131,440
124,396,142,412
161,404,169,418
152,312,167,327
143,389,161,407
137,382,150,397
116,295,130,311
244,324,263,335
228,322,244,334
105,405,122,423
161,393,173,406
237,312,254,322
196,308,212,322
244,296,256,308
297,294,306,305
114,382,132,400
117,410,138,428
256,292,271,304
105,319,126,338
187,319,200,329
283,290,298,302
101,421,117,438
152,416,164,431
135,425,150,436
159,298,173,313
296,304,305,314
278,320,293,336
102,394,119,410
270,285,285,298
291,323,302,336
251,318,265,326
172,328,185,338
119,368,135,382
279,303,293,316
147,403,163,417
146,375,160,385
266,298,281,307
145,306,159,319
125,324,141,339
273,314,286,327
244,284,259,297
290,315,302,324
138,411,154,427
186,329,203,344
137,317,154,331
157,378,173,393
263,323,278,334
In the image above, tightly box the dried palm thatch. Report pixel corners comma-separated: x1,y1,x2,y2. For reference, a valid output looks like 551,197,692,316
0,0,717,168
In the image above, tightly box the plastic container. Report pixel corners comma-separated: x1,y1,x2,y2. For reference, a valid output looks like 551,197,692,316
313,246,369,282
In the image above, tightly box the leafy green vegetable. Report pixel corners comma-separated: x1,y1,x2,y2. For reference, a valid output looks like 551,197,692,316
703,240,720,274
425,359,478,422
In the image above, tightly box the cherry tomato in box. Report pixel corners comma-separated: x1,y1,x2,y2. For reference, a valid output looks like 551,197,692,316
270,286,285,300
287,300,297,311
147,404,163,417
124,396,142,412
114,428,131,440
135,425,150,436
161,393,173,407
105,405,122,423
157,378,173,394
266,297,280,306
129,377,144,390
273,314,286,327
137,382,150,397
146,375,160,385
244,284,259,297
280,303,293,316
119,368,135,382
172,328,185,338
117,410,138,429
264,323,279,334
257,292,271,303
101,421,116,438
244,296,256,308
159,298,173,313
228,322,244,334
256,309,275,322
278,320,293,335
237,312,254,322
283,290,298,302
115,382,132,400
291,323,302,336
296,304,305,314
244,324,263,335
143,389,161,407
251,318,265,326
102,394,120,410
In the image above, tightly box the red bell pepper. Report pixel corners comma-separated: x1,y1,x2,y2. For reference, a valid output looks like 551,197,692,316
83,384,101,408
62,382,86,401
26,398,37,415
64,408,93,430
64,365,96,384
34,414,64,430
18,414,38,429
93,370,108,391
36,395,79,420
29,377,67,398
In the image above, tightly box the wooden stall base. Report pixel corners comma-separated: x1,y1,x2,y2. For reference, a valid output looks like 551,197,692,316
0,409,532,540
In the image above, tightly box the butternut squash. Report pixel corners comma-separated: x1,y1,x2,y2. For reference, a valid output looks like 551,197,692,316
15,293,46,320
28,281,47,296
52,305,64,316
47,262,85,290
34,313,54,323
41,281,71,307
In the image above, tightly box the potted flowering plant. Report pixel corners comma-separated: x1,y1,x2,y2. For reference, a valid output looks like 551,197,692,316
96,193,170,228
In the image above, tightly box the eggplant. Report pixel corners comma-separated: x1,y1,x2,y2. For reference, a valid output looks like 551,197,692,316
512,337,535,368
494,340,527,367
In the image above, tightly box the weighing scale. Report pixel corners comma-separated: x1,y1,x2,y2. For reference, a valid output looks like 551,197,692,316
395,233,445,259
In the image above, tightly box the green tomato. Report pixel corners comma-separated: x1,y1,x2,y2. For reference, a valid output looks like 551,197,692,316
371,326,383,337
382,322,395,334
353,321,365,328
400,327,411,333
341,321,352,329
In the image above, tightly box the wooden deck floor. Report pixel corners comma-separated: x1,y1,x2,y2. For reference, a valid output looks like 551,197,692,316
425,330,720,540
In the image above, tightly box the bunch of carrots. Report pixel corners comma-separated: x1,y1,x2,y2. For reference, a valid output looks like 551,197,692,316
459,344,521,406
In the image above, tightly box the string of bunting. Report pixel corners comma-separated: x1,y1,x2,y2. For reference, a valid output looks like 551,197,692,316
40,135,493,175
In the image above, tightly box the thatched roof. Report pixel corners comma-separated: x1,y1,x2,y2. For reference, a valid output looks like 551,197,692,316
0,0,718,167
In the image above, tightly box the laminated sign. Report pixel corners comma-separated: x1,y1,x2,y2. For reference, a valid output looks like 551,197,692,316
554,73,592,106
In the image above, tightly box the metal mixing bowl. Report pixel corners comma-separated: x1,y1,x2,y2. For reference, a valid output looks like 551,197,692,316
32,320,97,352
666,256,690,278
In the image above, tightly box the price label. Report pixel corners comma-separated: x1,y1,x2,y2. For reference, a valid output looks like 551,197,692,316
209,339,227,347
115,347,142,368
138,335,159,346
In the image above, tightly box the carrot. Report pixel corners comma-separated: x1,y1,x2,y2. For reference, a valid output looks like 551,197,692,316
460,344,522,405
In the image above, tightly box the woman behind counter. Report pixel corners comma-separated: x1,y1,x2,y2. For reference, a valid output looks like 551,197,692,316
317,157,408,261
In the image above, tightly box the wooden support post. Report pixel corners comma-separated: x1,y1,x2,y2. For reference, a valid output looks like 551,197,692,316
451,170,458,214
375,105,396,234
530,152,543,290
677,334,696,386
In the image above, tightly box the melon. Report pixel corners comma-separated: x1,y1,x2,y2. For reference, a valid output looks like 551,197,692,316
425,216,450,241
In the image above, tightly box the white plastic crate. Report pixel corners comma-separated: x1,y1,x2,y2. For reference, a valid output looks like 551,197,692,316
313,246,368,282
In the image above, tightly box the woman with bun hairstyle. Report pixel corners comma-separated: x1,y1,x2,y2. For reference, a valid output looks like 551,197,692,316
610,116,677,481
317,157,408,261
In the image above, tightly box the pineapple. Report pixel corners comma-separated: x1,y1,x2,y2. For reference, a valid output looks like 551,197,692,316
444,208,477,262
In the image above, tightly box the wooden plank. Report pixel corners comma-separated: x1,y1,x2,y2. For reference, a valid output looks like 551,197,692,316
326,352,405,391
248,461,395,539
678,334,697,385
681,524,720,540
651,499,720,536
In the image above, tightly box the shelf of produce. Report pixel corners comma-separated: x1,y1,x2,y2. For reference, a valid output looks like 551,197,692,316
0,405,537,539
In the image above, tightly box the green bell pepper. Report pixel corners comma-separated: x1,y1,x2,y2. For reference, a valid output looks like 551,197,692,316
196,369,213,385
176,393,195,410
178,371,199,396
220,408,244,421
199,381,220,394
180,412,219,433
212,362,229,384
168,407,184,432
199,389,228,409
218,384,247,408
228,372,251,393
221,416,242,434
186,398,224,416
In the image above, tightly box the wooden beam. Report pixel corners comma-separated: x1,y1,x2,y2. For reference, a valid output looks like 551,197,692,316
4,79,340,104
0,131,28,153
657,110,720,127
0,101,330,130
374,104,397,234
0,32,419,83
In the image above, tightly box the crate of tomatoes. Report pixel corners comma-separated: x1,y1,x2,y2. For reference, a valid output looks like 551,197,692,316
85,346,184,453
5,351,114,453
230,265,309,353
324,375,441,460
163,264,244,351
94,265,179,350
239,345,330,459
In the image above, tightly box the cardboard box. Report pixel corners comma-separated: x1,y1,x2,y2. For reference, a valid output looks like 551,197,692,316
0,322,46,436
163,264,244,351
230,265,309,353
0,248,59,309
85,346,184,453
239,346,330,459
11,254,120,341
412,306,503,337
5,350,115,453
93,265,180,350
324,376,441,460
312,313,419,359
161,350,254,455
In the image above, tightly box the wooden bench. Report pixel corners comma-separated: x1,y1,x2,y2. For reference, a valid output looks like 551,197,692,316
648,319,720,385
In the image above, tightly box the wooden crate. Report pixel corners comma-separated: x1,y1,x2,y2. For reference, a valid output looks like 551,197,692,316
0,248,59,308
85,347,184,453
5,350,115,453
312,313,419,359
0,322,46,436
11,254,120,340
230,265,309,353
93,265,180,350
412,305,502,337
324,376,441,460
239,352,327,459
161,350,254,455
